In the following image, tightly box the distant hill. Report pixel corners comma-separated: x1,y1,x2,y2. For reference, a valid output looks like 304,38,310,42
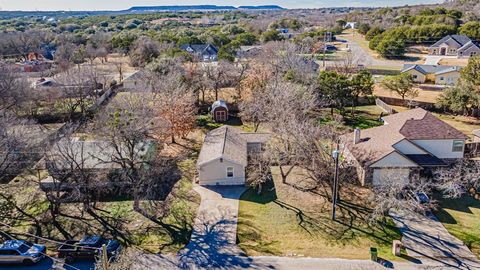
126,5,285,12
238,5,285,10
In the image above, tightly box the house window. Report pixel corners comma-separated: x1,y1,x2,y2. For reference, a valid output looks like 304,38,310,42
226,167,234,178
440,77,444,81
452,140,464,152
412,75,418,79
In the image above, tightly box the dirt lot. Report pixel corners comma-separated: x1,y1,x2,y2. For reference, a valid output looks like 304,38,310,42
438,58,470,67
374,84,442,104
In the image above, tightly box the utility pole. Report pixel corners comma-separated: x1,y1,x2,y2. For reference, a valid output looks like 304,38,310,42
323,32,332,68
323,32,327,67
101,244,109,270
331,144,340,221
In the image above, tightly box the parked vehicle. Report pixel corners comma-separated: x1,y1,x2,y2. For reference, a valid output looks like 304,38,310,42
415,192,430,204
57,236,121,263
0,240,46,265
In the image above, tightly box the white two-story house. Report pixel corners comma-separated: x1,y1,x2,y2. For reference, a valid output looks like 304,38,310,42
342,108,467,186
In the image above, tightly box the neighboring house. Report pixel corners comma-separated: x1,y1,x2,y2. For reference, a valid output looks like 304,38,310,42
211,100,229,122
342,108,467,187
196,126,270,186
401,64,462,85
344,22,357,29
39,138,154,190
180,44,219,62
122,70,146,90
429,35,480,58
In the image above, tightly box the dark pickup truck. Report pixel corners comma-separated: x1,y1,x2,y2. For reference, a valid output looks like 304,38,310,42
57,236,121,263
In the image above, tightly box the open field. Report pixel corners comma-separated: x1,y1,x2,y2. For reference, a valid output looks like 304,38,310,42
237,166,404,261
438,58,470,67
435,195,480,258
374,85,442,104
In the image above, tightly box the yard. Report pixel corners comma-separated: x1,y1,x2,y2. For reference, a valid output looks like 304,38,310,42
373,84,442,104
237,166,404,261
435,195,480,258
343,105,385,129
1,131,202,255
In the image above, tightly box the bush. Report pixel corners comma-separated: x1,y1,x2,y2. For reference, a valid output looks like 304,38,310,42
365,27,384,41
196,115,211,127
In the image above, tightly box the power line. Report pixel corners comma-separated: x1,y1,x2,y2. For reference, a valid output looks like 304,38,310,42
0,221,101,251
0,229,82,270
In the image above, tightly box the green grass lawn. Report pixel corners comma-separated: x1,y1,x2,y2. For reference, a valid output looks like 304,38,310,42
237,166,403,261
435,195,480,258
343,105,386,130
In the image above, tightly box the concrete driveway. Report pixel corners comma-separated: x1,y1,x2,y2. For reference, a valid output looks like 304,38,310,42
423,55,457,65
177,185,246,268
391,210,480,270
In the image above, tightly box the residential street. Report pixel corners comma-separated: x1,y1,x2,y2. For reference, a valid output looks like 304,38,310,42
335,35,405,69
391,210,480,270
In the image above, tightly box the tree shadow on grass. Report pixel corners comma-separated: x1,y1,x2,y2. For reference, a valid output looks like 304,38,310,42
239,182,277,205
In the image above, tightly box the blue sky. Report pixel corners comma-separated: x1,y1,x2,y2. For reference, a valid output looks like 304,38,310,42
0,0,444,11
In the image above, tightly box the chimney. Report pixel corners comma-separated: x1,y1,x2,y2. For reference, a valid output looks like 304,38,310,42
354,128,361,144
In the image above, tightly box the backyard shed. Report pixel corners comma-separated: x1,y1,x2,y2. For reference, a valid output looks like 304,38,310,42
211,100,229,122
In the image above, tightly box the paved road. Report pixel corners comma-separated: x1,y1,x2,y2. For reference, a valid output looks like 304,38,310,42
335,35,404,69
391,210,480,270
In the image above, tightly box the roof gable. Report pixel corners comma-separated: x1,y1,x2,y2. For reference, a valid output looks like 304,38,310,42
430,35,472,48
343,108,467,167
197,126,248,167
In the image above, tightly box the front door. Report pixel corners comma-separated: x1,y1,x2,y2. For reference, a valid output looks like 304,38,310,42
440,47,447,55
216,111,227,122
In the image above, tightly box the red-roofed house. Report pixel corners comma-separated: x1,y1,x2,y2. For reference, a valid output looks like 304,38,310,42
342,108,468,186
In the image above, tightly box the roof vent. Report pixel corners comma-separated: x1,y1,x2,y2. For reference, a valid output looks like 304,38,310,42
354,128,361,144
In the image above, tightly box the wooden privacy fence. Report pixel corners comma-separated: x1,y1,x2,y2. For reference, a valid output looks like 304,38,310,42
375,98,397,114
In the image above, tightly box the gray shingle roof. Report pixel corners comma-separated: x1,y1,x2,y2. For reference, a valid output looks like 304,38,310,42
43,139,152,169
197,126,272,167
197,126,248,167
343,108,467,167
430,35,473,48
401,64,462,75
180,44,219,56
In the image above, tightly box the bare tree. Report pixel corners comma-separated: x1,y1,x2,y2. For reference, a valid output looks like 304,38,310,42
95,94,167,211
128,37,162,67
0,113,30,181
3,30,45,61
369,172,434,221
143,61,197,143
55,66,111,119
434,159,480,199
0,64,32,112
202,61,232,101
